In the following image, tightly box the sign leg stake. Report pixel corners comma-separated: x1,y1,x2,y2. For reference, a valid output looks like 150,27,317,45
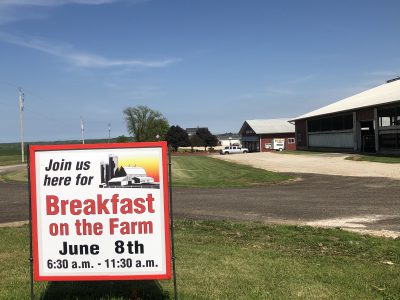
27,146,34,300
168,147,178,300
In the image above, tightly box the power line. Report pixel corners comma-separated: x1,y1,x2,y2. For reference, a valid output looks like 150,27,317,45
108,123,111,143
80,117,85,144
18,88,25,163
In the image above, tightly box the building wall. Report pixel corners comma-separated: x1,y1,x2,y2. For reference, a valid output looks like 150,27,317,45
295,119,307,149
240,123,260,152
308,130,354,148
260,133,296,151
300,113,354,150
357,107,374,121
376,102,400,154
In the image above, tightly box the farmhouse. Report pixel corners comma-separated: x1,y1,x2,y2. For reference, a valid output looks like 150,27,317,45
239,119,296,152
186,127,208,136
216,133,241,147
290,77,400,154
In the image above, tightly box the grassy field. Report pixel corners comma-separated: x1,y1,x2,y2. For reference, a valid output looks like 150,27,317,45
0,155,290,187
0,142,25,165
0,155,24,166
0,220,399,299
172,155,291,187
346,154,400,164
0,143,28,182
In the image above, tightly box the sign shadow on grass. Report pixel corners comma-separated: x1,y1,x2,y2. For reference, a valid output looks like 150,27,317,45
41,280,170,299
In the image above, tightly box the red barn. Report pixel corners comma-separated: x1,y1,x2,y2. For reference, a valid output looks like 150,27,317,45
239,119,296,152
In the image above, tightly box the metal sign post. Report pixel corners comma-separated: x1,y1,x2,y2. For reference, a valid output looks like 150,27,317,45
168,146,178,299
27,145,34,300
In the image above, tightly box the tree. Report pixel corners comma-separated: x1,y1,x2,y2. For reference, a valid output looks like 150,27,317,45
196,128,218,150
114,166,127,177
189,135,203,152
116,135,130,143
165,125,190,151
123,105,169,142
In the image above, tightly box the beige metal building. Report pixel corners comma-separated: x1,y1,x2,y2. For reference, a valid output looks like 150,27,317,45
290,77,400,154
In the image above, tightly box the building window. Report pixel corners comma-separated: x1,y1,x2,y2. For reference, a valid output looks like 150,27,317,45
288,138,295,144
308,114,353,132
378,106,400,127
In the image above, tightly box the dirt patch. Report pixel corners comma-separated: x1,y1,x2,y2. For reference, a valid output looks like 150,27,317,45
0,220,28,228
305,215,400,238
0,164,25,174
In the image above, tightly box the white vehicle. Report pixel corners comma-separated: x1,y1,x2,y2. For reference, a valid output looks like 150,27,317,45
272,138,285,151
220,146,249,155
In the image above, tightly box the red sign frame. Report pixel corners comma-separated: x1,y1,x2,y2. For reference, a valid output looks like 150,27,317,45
29,141,171,281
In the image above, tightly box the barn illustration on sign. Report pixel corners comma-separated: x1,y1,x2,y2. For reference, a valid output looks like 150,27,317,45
99,154,160,189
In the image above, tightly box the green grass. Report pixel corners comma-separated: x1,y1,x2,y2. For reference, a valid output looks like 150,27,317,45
0,156,289,187
0,169,28,183
346,155,400,164
0,155,25,166
172,155,291,187
1,221,399,299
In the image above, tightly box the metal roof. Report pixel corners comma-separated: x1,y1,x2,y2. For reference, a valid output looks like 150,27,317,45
239,119,295,135
124,167,147,176
108,176,126,183
291,79,400,121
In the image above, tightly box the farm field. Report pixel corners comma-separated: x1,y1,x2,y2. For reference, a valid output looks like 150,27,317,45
0,143,25,166
0,139,124,167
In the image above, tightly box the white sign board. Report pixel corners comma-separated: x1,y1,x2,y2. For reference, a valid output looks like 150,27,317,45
30,142,171,281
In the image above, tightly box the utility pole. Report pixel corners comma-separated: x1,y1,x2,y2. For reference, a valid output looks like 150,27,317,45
80,117,85,144
108,123,111,143
18,88,24,163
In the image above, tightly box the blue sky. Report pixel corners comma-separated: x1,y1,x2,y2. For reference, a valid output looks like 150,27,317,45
0,0,399,142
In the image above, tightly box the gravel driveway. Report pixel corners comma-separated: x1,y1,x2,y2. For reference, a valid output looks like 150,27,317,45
216,152,400,179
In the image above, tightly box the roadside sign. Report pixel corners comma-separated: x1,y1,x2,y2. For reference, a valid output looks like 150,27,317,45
29,142,171,281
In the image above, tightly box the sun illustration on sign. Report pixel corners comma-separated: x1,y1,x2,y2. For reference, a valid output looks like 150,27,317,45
99,154,160,189
118,156,160,182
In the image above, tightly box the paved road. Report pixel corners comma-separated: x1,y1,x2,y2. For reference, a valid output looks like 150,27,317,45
173,174,400,237
1,172,399,237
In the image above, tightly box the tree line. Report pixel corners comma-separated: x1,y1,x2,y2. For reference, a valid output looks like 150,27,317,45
122,105,218,151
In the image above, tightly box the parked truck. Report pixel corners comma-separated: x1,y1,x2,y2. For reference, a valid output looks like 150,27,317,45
220,146,249,155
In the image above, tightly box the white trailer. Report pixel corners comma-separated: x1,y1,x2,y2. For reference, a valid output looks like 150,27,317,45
272,138,285,151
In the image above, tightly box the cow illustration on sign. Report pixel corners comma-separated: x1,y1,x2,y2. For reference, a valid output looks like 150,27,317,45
99,154,160,189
